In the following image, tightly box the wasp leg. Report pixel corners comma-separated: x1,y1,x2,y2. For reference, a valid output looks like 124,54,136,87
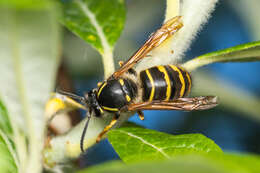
96,113,119,143
137,110,144,120
119,60,137,76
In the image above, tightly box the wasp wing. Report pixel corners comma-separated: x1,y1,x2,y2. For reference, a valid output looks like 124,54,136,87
112,16,183,78
127,96,218,111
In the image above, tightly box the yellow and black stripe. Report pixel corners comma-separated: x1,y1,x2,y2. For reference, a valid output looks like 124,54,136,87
139,65,192,102
178,66,192,97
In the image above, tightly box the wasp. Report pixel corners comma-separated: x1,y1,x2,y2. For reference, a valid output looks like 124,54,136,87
57,16,218,152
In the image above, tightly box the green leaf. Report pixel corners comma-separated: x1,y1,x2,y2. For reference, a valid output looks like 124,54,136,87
0,132,17,173
183,41,260,71
0,1,61,172
60,0,126,53
0,100,12,136
77,153,260,173
0,0,55,9
107,124,222,163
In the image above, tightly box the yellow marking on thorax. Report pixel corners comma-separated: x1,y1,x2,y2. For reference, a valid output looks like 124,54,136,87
97,82,107,98
119,79,132,102
157,65,171,101
145,69,155,101
169,65,185,97
119,79,124,86
102,106,119,112
125,94,131,102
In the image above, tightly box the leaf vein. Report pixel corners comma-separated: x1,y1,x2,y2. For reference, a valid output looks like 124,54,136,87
75,0,111,53
117,130,170,159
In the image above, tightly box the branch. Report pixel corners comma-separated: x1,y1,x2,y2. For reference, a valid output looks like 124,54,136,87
43,112,132,165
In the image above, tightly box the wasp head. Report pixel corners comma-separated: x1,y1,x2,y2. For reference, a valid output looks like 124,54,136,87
84,89,103,117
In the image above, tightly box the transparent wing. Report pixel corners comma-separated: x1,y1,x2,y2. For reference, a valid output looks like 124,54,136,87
112,16,183,78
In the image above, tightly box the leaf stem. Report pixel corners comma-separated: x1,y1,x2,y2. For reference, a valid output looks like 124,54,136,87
183,41,260,72
182,58,210,72
14,132,27,173
43,116,109,165
165,0,180,21
43,112,132,166
101,50,115,78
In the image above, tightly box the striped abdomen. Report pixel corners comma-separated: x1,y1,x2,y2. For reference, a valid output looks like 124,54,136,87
139,65,192,102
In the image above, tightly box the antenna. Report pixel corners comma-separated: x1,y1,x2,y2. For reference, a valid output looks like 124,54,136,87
80,111,92,152
56,89,86,106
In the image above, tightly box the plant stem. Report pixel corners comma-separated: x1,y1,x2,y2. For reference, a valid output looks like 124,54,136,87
101,49,115,78
182,58,209,72
165,0,180,21
43,112,132,166
137,0,218,70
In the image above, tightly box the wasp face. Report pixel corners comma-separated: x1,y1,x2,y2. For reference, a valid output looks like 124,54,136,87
84,90,103,117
